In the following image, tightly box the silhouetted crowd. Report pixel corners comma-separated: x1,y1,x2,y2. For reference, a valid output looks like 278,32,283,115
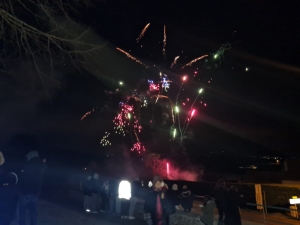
81,175,245,225
0,149,246,225
0,151,46,225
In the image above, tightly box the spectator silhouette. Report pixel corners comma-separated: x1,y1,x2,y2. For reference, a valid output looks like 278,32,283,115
18,151,47,225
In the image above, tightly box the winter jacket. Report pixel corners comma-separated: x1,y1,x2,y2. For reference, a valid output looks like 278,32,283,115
19,156,47,195
144,189,173,225
200,200,216,225
170,190,180,207
181,189,194,209
224,190,246,225
213,187,227,209
83,179,93,196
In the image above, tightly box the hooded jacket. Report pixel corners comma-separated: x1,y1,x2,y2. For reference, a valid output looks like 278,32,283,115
200,200,216,225
19,151,47,195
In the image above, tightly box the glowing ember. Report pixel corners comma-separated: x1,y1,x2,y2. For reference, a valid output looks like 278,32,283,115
136,23,150,42
131,142,146,153
116,47,149,68
191,109,195,117
81,108,95,120
170,56,180,68
148,80,161,92
167,163,169,175
162,25,166,57
100,132,111,146
181,55,208,68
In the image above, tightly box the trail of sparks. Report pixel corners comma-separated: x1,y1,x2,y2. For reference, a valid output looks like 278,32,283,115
136,23,150,43
81,108,95,120
181,55,208,69
162,25,166,57
116,47,149,68
170,56,180,68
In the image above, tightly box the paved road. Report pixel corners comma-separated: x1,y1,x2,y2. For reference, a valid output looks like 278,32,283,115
191,200,300,225
41,187,299,225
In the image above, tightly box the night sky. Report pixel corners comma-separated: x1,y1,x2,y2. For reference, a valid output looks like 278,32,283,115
1,0,299,172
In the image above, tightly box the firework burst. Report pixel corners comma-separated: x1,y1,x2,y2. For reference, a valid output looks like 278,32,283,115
136,23,150,43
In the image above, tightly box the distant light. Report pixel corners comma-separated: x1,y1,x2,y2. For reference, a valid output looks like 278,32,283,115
289,198,300,204
84,168,86,170
86,209,90,212
194,71,198,74
119,81,123,85
214,54,218,59
199,88,203,94
128,113,131,119
182,75,187,81
175,106,179,113
173,129,176,138
245,67,249,71
118,180,131,200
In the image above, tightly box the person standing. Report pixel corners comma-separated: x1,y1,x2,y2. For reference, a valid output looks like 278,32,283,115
224,186,245,225
214,179,227,225
100,180,109,212
116,178,131,219
200,195,216,225
170,184,180,212
181,185,193,212
90,173,100,213
144,176,172,225
128,177,142,220
18,151,47,225
83,176,93,212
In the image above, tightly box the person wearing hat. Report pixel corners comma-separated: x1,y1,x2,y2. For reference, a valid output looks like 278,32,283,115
18,151,47,225
144,176,172,225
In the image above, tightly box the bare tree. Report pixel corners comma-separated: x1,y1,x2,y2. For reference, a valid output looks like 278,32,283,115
0,0,105,92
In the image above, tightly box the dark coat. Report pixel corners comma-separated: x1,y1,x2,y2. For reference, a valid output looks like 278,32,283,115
170,190,180,207
181,189,194,210
213,187,227,209
83,179,93,196
131,180,142,198
19,157,47,195
0,174,19,224
224,190,246,225
89,178,100,194
144,189,173,225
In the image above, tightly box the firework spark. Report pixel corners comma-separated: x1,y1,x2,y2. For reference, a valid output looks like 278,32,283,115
81,108,95,120
136,23,150,43
100,132,111,146
170,56,180,68
181,55,208,69
116,47,149,68
162,25,166,57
